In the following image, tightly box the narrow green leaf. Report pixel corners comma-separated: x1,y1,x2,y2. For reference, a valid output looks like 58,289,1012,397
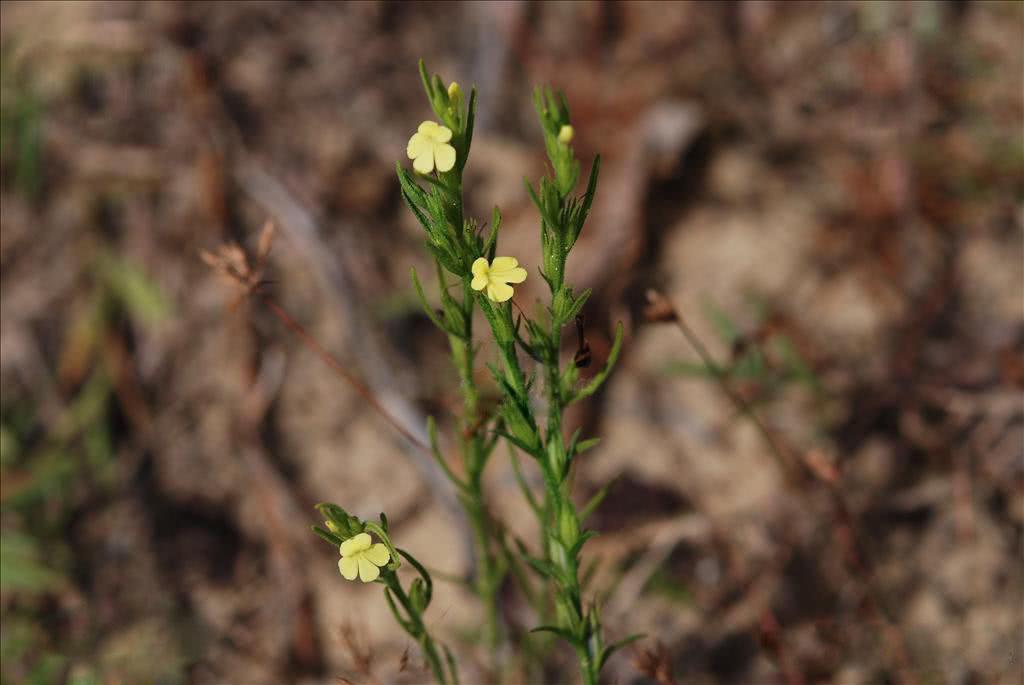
410,267,457,336
599,633,647,670
568,530,598,559
530,625,579,645
580,475,616,521
418,59,434,100
398,548,433,605
311,526,342,547
483,205,501,261
443,643,460,685
460,87,476,174
702,297,740,344
384,587,417,635
509,446,542,516
427,416,469,492
572,321,624,403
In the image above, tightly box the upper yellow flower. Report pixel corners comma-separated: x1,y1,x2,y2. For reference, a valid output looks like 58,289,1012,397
471,256,528,303
407,121,456,174
338,532,391,583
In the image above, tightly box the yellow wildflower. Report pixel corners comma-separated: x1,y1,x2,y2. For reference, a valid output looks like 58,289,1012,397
471,256,528,303
338,532,391,583
558,124,574,145
447,81,461,100
407,121,456,174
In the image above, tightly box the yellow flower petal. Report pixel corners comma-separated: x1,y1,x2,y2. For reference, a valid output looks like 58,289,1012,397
490,256,519,273
487,281,514,302
339,556,359,580
340,532,371,557
412,148,435,174
418,121,439,136
434,125,453,144
471,257,489,277
434,143,456,172
357,556,380,583
502,266,528,284
471,274,489,291
364,543,390,567
407,132,431,160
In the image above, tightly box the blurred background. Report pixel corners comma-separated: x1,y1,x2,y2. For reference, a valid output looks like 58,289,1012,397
1,1,1022,684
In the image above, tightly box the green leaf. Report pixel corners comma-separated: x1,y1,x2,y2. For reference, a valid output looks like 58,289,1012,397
410,267,457,336
311,525,342,547
482,206,501,261
460,87,476,174
426,416,468,493
443,643,460,685
580,475,616,521
95,252,169,324
418,59,434,100
398,548,433,605
568,530,598,559
558,287,591,327
575,155,601,241
702,298,739,344
572,321,624,403
493,428,541,461
599,633,647,670
510,452,542,522
384,587,417,635
0,532,64,594
530,625,579,645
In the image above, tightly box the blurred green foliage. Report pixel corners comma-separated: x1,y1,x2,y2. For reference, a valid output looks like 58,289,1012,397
0,50,44,200
664,298,822,402
1,252,169,684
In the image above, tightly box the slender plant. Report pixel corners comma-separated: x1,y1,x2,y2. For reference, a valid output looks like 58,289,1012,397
398,61,637,685
403,68,508,657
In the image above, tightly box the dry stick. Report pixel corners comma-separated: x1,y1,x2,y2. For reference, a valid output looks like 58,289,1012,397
258,294,429,454
668,305,797,483
651,292,919,685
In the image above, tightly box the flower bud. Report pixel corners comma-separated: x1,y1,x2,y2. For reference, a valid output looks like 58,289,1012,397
447,81,462,100
558,124,574,145
409,577,430,613
325,520,341,533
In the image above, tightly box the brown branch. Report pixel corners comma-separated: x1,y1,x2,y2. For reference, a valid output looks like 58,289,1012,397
258,294,429,453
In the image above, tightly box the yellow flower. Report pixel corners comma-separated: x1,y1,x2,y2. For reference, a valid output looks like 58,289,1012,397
558,124,574,145
447,81,461,100
407,121,456,174
338,532,391,583
471,256,528,303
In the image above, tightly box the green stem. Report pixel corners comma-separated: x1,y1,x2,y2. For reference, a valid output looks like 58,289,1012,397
445,201,504,657
386,575,449,684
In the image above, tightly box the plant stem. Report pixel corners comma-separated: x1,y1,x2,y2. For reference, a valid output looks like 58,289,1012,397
447,292,502,654
385,575,449,684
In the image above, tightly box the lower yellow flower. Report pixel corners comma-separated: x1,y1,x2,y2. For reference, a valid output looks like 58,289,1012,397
338,532,391,583
471,256,528,303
